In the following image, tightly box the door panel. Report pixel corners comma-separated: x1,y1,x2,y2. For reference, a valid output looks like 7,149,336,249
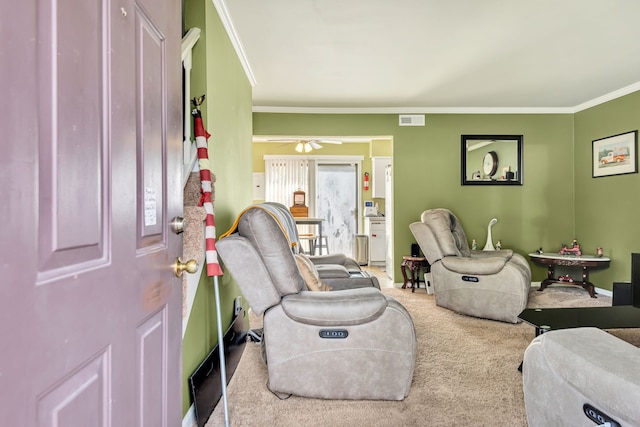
1,0,182,425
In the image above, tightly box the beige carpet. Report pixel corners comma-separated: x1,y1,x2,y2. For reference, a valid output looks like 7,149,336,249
206,285,639,427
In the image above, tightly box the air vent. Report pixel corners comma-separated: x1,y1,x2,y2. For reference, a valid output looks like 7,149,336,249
398,114,425,126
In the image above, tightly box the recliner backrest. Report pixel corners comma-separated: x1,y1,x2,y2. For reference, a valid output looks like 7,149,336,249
218,207,305,315
416,209,470,263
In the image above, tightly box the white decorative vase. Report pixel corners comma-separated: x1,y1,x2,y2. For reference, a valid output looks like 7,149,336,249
483,218,498,251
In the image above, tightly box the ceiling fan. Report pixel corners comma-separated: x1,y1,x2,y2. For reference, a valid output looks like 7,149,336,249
270,138,343,153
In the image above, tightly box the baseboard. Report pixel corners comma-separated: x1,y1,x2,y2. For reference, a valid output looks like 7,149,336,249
182,404,196,427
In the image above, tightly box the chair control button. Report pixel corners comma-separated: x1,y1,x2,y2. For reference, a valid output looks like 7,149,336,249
319,329,348,339
583,404,620,427
462,275,479,282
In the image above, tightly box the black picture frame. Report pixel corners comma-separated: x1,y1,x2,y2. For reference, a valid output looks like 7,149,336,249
592,130,638,178
461,135,523,185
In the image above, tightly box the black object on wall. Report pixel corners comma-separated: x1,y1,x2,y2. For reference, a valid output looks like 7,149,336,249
189,308,249,427
411,243,421,257
613,282,633,306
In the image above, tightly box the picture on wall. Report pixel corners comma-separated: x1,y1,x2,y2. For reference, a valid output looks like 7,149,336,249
592,130,638,178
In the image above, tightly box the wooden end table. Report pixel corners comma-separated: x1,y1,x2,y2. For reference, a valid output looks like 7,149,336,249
401,256,430,292
528,252,611,298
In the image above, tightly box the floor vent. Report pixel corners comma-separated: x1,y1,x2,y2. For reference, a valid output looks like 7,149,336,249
398,114,425,126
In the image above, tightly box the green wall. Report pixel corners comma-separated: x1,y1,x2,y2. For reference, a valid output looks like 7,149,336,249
182,0,253,416
575,91,640,288
253,113,575,282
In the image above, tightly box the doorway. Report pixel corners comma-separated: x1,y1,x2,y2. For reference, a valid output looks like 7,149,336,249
315,162,358,256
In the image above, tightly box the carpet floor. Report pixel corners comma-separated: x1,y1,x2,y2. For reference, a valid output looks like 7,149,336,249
206,285,639,426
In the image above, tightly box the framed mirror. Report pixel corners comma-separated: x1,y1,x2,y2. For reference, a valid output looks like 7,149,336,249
461,135,523,185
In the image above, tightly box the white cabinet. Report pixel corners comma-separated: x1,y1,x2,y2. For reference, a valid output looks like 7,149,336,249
365,217,386,266
371,157,391,198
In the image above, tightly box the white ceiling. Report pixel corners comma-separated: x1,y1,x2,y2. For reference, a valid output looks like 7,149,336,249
221,0,640,113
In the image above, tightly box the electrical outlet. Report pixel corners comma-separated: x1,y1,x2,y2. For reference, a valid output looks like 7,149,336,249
234,296,242,316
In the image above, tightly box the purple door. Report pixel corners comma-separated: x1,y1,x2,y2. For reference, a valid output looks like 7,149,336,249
1,0,183,425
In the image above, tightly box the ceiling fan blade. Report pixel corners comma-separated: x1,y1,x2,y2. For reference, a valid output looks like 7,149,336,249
314,139,342,145
308,141,323,150
267,138,299,143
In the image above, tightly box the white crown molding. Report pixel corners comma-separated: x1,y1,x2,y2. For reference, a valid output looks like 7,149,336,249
212,0,257,87
252,106,575,114
572,81,640,113
251,81,640,115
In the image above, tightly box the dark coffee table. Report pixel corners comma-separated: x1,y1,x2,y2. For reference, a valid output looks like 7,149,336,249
519,306,640,336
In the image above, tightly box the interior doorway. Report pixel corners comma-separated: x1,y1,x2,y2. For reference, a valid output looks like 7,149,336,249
315,162,359,256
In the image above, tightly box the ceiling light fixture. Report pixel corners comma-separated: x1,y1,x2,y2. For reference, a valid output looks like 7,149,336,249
295,142,314,153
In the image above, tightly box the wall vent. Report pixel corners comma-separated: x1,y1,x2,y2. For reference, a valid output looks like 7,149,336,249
398,114,425,126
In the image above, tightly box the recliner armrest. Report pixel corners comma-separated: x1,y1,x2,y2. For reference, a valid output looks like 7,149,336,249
470,249,513,260
309,253,349,265
441,256,507,275
280,288,387,326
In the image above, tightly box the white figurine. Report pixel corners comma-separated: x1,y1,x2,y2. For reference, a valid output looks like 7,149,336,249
483,218,498,251
496,240,502,250
472,239,477,250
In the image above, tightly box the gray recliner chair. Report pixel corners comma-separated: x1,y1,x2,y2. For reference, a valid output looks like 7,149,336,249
523,327,640,426
217,207,416,400
409,208,530,323
222,202,379,290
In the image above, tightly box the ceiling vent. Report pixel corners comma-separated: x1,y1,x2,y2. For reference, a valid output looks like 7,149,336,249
398,114,425,126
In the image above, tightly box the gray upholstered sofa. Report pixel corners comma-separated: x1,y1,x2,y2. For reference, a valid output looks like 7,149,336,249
523,327,640,426
410,208,530,323
217,206,416,400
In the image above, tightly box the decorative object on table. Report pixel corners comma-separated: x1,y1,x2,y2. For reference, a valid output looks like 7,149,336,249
559,239,582,256
592,130,638,178
289,189,308,217
597,247,603,257
471,239,477,250
536,247,544,254
495,240,502,250
411,243,421,257
483,218,498,251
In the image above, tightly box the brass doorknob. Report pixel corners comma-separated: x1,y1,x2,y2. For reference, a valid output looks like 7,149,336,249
174,257,198,277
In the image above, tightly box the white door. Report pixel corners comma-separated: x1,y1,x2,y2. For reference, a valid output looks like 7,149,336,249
385,165,394,279
1,0,183,425
315,163,358,255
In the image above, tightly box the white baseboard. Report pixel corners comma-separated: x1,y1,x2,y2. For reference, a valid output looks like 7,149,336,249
182,404,196,427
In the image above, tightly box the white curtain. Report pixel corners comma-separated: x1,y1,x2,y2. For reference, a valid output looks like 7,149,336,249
264,157,309,207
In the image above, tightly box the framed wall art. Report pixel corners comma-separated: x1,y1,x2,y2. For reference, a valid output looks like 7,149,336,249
592,130,638,178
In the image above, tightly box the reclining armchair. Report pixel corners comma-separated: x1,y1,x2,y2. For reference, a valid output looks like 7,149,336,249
218,207,416,400
523,327,640,426
409,208,530,323
222,202,379,290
